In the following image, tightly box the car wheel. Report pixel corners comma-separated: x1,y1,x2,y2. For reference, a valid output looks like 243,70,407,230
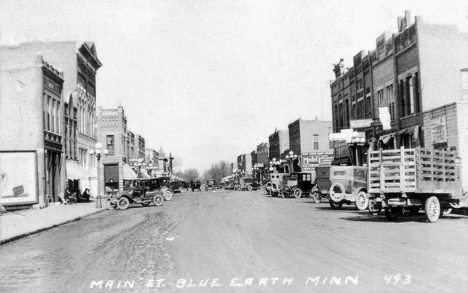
117,197,130,210
355,191,369,211
153,194,164,206
164,190,173,201
248,185,253,192
294,188,302,199
329,183,345,203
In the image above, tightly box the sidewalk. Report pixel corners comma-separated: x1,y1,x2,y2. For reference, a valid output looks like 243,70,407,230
0,201,106,245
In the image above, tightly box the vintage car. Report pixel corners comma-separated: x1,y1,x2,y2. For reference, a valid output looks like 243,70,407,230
169,180,187,193
239,177,261,191
290,172,315,199
116,179,164,210
328,166,368,210
190,181,202,192
205,179,217,192
269,172,289,197
311,166,331,203
136,177,174,201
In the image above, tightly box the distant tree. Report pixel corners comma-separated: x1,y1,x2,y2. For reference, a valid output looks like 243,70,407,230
203,161,232,182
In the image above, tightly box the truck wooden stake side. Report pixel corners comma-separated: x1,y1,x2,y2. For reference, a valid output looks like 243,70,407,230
367,147,463,222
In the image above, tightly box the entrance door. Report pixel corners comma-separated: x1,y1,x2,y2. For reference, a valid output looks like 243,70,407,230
104,164,119,191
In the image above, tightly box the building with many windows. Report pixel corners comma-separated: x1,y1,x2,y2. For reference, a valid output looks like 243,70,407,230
0,41,103,196
330,11,468,166
0,54,65,207
268,129,289,161
97,106,137,192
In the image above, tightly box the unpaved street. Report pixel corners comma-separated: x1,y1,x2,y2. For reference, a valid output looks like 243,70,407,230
1,190,467,293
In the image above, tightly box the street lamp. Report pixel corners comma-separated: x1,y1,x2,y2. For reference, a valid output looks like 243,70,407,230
168,153,174,174
285,151,298,172
89,142,108,208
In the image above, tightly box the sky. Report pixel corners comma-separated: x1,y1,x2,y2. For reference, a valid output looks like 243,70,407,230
1,0,467,172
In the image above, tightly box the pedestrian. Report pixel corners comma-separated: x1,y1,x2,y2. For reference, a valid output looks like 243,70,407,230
79,188,91,202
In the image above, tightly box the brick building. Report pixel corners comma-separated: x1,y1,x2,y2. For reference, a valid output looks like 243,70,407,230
330,11,468,166
97,106,137,192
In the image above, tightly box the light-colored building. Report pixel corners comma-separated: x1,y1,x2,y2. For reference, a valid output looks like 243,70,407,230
0,41,103,196
0,54,65,207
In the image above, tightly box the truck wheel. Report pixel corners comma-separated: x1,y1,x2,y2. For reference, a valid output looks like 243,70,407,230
153,195,163,206
117,197,130,210
368,199,382,215
425,196,441,223
385,207,402,221
355,191,369,211
329,183,345,202
294,188,302,199
329,200,343,210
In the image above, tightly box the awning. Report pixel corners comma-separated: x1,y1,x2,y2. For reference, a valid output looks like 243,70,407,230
66,161,91,180
139,169,151,179
123,164,138,180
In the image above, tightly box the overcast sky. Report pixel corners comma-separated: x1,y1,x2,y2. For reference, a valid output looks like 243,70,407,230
1,0,467,172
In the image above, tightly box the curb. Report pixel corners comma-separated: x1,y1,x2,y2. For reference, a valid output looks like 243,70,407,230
0,208,106,245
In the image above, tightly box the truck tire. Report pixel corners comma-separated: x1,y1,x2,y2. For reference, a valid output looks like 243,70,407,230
425,196,441,223
294,188,302,199
368,199,382,215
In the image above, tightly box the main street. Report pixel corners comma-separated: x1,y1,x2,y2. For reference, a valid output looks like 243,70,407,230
1,190,467,293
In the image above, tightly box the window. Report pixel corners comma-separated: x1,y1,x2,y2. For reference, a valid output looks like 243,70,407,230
313,134,319,150
377,90,384,107
387,84,395,121
107,135,115,155
408,76,415,114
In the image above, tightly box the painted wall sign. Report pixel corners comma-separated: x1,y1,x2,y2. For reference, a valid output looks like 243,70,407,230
431,116,447,144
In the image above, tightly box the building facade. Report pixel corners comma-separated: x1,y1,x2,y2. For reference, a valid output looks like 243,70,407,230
97,106,137,192
0,54,65,207
330,11,468,166
0,41,103,196
268,129,289,161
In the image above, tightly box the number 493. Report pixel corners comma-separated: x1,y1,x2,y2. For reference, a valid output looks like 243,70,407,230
384,274,411,285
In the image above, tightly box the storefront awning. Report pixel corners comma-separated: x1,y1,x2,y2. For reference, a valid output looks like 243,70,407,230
66,161,91,180
139,169,151,179
123,164,138,180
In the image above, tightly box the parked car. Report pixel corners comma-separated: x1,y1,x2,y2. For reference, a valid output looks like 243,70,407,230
205,179,217,192
169,180,186,193
190,181,202,192
328,166,368,210
116,179,164,209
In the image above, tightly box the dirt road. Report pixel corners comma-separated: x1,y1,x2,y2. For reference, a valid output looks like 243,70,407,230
0,190,467,293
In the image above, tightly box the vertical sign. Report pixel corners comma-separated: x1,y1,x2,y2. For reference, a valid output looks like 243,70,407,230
431,116,447,144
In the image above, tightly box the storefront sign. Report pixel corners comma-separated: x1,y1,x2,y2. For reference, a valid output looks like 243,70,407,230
350,119,372,129
431,116,447,144
329,131,365,141
0,151,38,206
301,151,334,170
